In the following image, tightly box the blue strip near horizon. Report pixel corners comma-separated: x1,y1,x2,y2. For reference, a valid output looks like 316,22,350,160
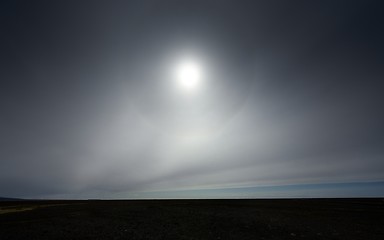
131,181,384,199
227,181,384,192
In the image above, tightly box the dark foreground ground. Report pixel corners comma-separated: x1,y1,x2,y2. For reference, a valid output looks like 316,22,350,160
0,199,383,240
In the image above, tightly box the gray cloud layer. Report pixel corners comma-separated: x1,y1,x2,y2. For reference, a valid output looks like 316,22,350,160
1,0,383,198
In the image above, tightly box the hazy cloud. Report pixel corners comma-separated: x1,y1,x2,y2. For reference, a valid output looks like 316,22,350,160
1,0,383,198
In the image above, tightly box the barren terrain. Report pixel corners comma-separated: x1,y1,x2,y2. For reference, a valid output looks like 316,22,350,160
0,199,383,239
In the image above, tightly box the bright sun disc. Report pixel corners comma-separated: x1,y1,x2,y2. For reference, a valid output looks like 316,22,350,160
175,60,201,89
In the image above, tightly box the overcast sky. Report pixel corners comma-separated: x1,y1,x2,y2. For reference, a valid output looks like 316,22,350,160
1,0,384,199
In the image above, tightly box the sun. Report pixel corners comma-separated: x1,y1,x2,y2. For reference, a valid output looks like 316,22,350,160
175,60,202,90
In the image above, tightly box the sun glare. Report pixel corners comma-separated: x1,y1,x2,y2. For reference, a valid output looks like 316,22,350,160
175,60,201,90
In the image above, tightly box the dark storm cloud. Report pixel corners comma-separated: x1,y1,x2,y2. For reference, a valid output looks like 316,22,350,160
1,0,383,198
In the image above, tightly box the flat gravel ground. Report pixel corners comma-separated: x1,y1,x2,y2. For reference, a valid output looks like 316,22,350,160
0,199,383,240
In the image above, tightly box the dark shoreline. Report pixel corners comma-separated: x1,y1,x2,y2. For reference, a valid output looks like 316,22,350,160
1,198,383,239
